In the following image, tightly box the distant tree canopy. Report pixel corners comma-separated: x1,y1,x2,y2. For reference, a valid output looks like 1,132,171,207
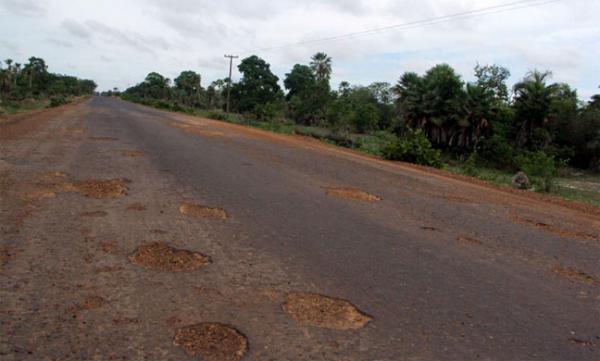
120,52,600,171
230,55,283,118
0,56,96,101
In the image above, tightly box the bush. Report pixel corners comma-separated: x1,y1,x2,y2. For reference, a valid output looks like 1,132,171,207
383,128,443,168
48,95,68,107
479,134,516,169
515,151,557,192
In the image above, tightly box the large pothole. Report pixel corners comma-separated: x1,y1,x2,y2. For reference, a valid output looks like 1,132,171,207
128,242,210,272
173,323,248,361
282,292,372,330
179,202,228,219
323,187,381,202
71,179,128,199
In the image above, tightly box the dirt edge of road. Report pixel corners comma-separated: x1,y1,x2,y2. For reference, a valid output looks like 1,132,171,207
0,97,90,140
122,99,600,219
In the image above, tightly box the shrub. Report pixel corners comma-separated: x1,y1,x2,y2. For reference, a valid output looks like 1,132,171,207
48,95,68,107
383,128,443,168
515,151,557,192
479,134,516,169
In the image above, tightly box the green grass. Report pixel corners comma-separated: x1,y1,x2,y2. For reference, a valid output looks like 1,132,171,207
448,164,600,207
0,99,49,116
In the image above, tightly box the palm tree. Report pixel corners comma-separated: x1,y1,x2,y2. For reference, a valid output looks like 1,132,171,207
513,70,559,147
310,52,332,82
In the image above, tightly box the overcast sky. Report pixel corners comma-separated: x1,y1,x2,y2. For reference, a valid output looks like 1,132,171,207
0,0,598,99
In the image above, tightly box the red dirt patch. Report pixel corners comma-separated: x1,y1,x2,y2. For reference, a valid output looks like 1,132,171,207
552,266,598,285
173,323,248,361
100,241,120,254
510,216,597,241
126,203,146,211
128,242,211,272
72,179,128,199
323,186,381,202
179,202,227,219
121,150,145,157
282,292,372,330
457,236,483,246
68,296,107,315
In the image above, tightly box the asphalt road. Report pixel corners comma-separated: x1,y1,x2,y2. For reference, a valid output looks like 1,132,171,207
1,97,599,360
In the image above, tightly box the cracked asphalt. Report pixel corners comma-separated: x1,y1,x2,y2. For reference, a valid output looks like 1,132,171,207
1,96,599,360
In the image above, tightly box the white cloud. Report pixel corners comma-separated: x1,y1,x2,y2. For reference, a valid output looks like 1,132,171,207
0,0,598,99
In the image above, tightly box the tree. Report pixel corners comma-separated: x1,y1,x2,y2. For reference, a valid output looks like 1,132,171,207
230,55,283,118
310,52,332,82
174,70,202,107
284,64,315,101
474,64,511,102
512,70,560,148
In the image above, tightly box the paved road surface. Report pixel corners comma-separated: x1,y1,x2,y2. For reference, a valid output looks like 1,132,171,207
1,97,599,360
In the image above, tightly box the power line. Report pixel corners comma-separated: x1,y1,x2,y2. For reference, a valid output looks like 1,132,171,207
244,0,564,54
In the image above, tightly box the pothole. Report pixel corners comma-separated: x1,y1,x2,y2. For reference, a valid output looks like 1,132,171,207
72,179,128,199
81,210,108,217
173,323,248,361
128,242,211,272
282,292,372,330
126,203,146,211
68,296,107,315
179,202,227,219
509,215,597,241
100,241,120,254
457,236,483,246
323,187,381,202
122,150,145,157
552,266,598,285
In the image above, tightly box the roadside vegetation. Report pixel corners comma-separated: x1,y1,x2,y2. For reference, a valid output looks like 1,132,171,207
0,57,96,116
118,53,600,204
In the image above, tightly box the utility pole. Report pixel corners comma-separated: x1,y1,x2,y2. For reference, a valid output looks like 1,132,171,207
224,54,239,113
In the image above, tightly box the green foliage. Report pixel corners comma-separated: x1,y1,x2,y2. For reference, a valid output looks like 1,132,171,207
383,128,442,168
474,64,511,102
0,57,96,103
48,95,68,107
231,55,283,117
515,151,557,192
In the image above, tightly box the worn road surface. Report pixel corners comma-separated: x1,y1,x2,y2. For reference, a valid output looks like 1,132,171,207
1,97,599,361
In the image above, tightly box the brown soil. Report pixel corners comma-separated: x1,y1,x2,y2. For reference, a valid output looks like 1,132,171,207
126,203,147,211
128,242,211,272
323,187,382,202
552,266,598,285
173,323,248,361
121,150,145,157
68,296,107,315
169,123,226,138
80,211,108,217
510,216,597,241
457,236,483,246
72,179,128,199
100,241,120,254
89,136,117,141
281,292,372,330
179,202,228,220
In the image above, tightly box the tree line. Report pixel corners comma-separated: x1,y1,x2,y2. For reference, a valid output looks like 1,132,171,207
121,53,600,175
0,57,97,108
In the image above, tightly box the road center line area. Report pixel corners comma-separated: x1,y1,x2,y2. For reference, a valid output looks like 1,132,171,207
1,97,599,360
